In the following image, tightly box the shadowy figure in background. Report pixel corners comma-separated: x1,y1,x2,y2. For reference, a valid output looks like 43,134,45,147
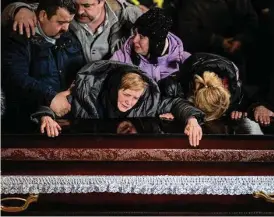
175,0,258,83
247,0,272,88
252,0,274,125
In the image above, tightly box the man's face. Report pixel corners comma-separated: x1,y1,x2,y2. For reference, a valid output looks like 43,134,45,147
39,7,74,39
117,89,144,112
132,29,149,56
74,0,105,24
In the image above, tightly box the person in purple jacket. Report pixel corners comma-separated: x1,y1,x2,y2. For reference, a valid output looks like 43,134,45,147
111,7,191,82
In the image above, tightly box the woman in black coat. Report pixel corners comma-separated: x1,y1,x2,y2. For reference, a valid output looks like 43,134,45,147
32,61,204,146
174,52,268,125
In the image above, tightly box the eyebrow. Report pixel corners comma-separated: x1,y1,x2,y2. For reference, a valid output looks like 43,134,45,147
57,19,73,24
81,3,96,6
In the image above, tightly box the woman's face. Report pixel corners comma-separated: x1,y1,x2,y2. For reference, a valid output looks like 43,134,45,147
132,29,149,56
117,88,144,112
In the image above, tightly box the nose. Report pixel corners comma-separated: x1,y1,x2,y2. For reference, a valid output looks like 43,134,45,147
77,5,84,15
62,23,70,32
128,97,135,107
132,34,140,44
125,99,130,105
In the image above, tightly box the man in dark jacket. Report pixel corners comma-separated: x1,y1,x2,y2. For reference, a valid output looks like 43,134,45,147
253,1,274,125
31,61,204,146
2,0,86,120
175,0,258,82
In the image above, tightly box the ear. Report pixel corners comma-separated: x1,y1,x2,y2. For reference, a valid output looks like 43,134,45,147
38,10,48,22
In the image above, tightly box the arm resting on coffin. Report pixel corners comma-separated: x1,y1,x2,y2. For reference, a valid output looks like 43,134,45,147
157,76,205,147
157,75,205,125
30,106,61,137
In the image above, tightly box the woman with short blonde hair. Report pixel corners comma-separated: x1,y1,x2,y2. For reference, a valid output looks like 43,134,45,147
120,72,148,92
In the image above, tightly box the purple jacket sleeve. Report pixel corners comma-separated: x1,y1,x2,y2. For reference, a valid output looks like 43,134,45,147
110,49,126,62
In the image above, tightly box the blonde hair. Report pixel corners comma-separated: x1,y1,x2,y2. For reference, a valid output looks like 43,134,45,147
120,72,148,92
193,71,230,121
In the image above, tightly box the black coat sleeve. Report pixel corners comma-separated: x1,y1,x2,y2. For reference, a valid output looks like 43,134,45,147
30,106,56,124
157,76,205,125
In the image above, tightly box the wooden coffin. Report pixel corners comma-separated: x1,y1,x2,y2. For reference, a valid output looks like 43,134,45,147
1,118,274,215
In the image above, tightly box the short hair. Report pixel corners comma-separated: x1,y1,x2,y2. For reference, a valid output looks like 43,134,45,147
72,0,103,4
192,71,231,121
120,73,148,92
37,0,76,19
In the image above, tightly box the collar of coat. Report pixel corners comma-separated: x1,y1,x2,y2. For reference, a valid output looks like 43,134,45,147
35,21,56,45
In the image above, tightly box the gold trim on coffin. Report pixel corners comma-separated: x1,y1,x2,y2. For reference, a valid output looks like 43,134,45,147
253,191,274,204
1,194,39,212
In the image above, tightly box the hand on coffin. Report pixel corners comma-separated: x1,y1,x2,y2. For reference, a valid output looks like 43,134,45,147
254,105,274,125
230,111,247,120
40,116,62,137
184,117,202,147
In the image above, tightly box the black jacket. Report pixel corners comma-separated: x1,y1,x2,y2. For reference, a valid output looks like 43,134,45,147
72,61,204,122
72,61,164,118
31,61,204,124
2,27,85,118
175,0,258,53
177,53,255,114
264,1,274,110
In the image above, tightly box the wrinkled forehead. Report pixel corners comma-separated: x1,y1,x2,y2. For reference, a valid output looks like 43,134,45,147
123,89,145,98
73,0,99,4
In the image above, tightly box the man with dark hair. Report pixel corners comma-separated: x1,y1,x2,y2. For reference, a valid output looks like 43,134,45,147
2,0,86,120
36,0,77,19
2,0,142,61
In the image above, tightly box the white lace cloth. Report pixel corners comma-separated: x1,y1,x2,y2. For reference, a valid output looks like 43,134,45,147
2,175,274,195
